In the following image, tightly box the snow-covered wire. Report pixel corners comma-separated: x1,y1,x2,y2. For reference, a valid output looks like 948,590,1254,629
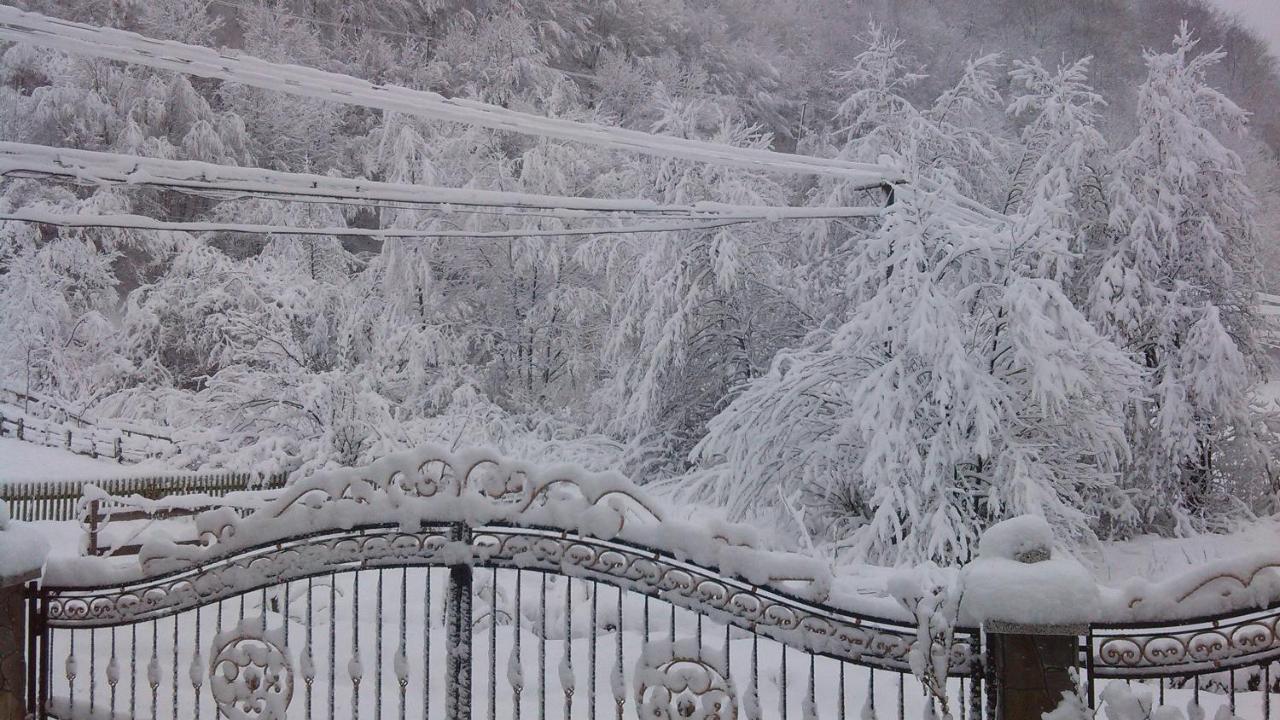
0,141,887,222
0,4,898,187
0,209,757,239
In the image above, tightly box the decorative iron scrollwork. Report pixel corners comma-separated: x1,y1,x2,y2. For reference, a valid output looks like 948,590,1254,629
248,445,665,544
47,527,457,626
472,526,974,674
1090,603,1280,677
44,522,977,675
635,640,737,720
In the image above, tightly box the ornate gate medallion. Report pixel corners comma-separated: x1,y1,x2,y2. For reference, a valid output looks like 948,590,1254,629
209,618,294,720
635,640,737,720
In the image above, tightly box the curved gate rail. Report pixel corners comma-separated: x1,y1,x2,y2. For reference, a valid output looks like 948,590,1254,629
1086,600,1280,717
27,445,990,720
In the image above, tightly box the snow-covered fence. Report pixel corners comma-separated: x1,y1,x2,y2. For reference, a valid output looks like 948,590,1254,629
0,408,176,464
0,472,287,522
22,445,989,720
0,388,94,430
81,480,287,556
0,387,174,445
1259,293,1280,350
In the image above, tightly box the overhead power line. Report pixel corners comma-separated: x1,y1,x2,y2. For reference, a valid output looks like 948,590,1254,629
0,209,756,239
0,4,898,188
0,141,887,222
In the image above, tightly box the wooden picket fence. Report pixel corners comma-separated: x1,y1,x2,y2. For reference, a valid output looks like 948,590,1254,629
0,471,288,522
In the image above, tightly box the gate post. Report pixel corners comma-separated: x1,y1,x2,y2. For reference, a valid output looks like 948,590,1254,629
445,523,473,720
0,579,27,720
1,573,43,720
985,622,1081,720
967,517,1089,720
0,503,49,720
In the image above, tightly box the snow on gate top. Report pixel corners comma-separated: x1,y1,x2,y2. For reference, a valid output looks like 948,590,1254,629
37,443,1280,626
0,499,49,583
49,444,848,608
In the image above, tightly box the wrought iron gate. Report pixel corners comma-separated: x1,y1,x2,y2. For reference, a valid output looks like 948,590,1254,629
1086,596,1280,718
24,446,988,720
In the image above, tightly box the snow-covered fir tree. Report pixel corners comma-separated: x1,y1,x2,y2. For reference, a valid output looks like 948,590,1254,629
593,92,801,477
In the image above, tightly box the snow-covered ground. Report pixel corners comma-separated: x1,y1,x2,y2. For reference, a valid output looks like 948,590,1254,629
1090,516,1280,585
0,437,175,483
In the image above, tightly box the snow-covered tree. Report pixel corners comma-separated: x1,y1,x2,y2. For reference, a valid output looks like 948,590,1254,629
0,217,125,408
218,4,339,171
992,52,1126,415
794,25,1013,328
691,182,1139,565
829,25,1009,205
5,0,1280,557
425,10,568,109
1089,26,1264,535
592,93,802,476
136,0,221,46
121,234,241,391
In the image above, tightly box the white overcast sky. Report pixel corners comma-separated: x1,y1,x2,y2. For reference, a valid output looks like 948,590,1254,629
1210,0,1280,58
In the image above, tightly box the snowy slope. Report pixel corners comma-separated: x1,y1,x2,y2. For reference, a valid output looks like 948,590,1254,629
0,437,175,483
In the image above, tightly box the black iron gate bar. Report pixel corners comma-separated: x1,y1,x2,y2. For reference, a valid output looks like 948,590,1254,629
30,520,988,720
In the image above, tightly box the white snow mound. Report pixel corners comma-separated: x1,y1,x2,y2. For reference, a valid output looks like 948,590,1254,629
976,515,1054,560
0,499,50,582
961,515,1100,626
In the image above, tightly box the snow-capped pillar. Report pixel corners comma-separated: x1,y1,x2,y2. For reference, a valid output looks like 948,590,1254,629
961,517,1097,720
445,522,474,720
0,501,49,720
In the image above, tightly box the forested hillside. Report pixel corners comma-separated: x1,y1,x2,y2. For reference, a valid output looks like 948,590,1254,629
2,0,1278,564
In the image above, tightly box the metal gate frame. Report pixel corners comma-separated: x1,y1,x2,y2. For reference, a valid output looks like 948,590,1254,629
27,519,986,720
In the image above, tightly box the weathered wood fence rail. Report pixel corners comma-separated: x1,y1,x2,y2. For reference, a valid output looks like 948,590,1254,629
0,472,288,522
0,410,176,463
0,387,94,429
